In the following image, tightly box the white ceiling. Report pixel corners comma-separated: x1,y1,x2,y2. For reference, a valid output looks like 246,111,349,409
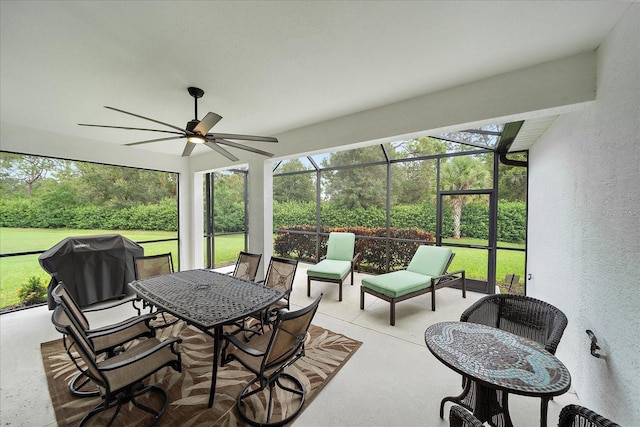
0,1,631,157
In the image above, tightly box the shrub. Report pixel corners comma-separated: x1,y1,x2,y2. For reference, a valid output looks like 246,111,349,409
17,276,48,306
274,226,435,273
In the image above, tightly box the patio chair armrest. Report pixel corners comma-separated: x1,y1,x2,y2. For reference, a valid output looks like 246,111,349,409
352,252,361,265
224,331,266,357
99,337,182,371
433,269,465,280
86,312,157,338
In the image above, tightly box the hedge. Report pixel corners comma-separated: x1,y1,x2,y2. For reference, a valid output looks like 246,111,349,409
274,225,436,273
0,197,526,243
273,200,525,243
0,198,178,231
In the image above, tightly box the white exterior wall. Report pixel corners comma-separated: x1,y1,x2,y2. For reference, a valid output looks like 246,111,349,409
527,5,639,424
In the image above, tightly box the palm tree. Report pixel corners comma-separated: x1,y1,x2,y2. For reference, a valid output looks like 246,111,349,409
440,155,490,239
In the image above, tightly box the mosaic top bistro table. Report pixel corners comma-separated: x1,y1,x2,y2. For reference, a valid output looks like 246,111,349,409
129,269,284,408
424,321,571,427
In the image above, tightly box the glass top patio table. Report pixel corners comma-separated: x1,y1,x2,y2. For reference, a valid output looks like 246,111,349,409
425,321,571,427
129,269,284,408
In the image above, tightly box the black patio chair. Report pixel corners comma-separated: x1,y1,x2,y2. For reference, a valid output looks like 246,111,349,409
229,251,262,281
242,256,299,338
51,283,157,396
51,303,182,426
222,294,322,426
134,253,179,326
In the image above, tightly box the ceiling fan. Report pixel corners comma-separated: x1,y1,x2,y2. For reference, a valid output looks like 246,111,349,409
78,87,277,161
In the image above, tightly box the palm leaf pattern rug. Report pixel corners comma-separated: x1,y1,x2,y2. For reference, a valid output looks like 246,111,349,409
42,320,362,426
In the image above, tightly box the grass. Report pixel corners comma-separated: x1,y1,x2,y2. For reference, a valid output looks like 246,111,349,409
443,238,525,279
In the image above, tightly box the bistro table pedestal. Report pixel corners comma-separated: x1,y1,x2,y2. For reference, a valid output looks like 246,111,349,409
425,321,571,427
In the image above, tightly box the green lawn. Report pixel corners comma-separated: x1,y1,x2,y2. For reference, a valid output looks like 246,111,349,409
442,237,526,282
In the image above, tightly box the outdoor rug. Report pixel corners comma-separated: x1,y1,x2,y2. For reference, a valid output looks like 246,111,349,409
41,320,362,426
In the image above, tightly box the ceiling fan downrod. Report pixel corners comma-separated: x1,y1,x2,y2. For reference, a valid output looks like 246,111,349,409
188,86,205,121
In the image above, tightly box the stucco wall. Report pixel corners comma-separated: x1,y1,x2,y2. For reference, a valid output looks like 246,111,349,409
527,4,639,424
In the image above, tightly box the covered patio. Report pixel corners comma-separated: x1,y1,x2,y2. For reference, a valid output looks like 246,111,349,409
1,263,583,426
1,1,638,425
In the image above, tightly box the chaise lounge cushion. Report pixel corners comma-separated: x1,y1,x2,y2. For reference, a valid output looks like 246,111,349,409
406,245,452,276
361,270,433,298
307,260,352,280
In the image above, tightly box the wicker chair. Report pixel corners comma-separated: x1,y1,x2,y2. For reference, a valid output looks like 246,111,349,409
450,404,621,427
52,304,181,426
222,294,322,426
230,251,262,281
449,405,484,427
441,294,568,425
558,405,622,427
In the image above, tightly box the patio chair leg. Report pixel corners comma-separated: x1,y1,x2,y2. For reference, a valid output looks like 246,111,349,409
307,277,311,297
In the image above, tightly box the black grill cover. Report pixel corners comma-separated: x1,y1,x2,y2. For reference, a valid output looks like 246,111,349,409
39,234,144,309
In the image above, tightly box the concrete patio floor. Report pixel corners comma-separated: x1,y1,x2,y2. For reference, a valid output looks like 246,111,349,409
0,263,580,426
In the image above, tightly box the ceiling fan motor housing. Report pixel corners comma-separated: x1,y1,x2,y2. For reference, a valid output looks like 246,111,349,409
186,119,199,132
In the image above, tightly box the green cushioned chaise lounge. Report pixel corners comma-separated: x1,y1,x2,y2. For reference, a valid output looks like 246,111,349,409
307,232,360,301
360,245,465,325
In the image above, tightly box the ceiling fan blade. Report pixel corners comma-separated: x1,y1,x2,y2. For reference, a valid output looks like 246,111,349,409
124,136,185,146
193,112,222,135
78,123,183,135
204,141,239,162
207,133,278,143
104,106,187,133
182,142,196,157
213,138,274,157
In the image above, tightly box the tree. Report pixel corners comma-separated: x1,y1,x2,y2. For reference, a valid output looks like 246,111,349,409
213,171,246,232
498,153,527,201
75,163,176,209
0,152,62,196
440,155,490,239
391,137,447,204
321,146,390,209
273,159,315,203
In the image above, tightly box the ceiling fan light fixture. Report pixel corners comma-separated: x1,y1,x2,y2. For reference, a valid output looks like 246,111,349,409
187,134,206,144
